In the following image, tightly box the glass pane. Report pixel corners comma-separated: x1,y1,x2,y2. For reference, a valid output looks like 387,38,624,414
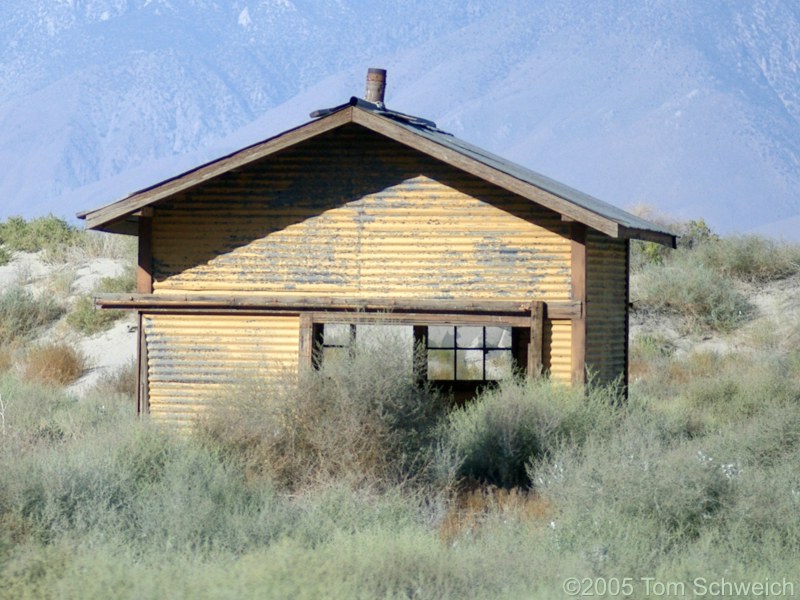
456,326,483,348
428,326,455,348
486,350,514,380
324,323,352,347
428,350,455,379
456,350,484,380
485,326,512,349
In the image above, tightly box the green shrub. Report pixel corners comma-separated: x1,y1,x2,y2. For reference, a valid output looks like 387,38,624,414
200,330,446,491
96,268,136,294
630,218,716,270
0,287,63,344
444,378,621,489
632,253,752,332
0,215,82,257
0,245,11,266
67,296,123,335
695,235,800,283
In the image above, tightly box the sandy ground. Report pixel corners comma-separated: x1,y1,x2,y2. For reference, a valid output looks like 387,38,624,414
1,250,138,394
630,273,800,357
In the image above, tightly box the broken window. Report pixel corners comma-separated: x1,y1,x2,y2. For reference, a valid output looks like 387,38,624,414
425,325,514,381
304,313,541,384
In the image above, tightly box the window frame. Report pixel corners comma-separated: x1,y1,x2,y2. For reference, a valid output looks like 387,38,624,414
299,304,544,384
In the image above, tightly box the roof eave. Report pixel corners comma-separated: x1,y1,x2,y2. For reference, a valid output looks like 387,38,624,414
618,226,677,248
78,102,675,246
79,105,356,231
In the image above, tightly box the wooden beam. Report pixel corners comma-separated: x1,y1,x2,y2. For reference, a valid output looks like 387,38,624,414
618,225,677,248
528,301,544,378
136,217,153,294
94,293,582,320
571,223,587,385
308,311,532,327
137,312,149,416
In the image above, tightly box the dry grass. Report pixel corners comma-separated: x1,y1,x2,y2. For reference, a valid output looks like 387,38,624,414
22,342,87,386
438,485,554,545
0,348,13,373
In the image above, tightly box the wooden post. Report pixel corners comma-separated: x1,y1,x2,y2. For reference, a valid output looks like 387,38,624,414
299,313,315,369
413,325,428,383
137,312,149,415
528,301,544,378
137,215,153,294
571,223,587,385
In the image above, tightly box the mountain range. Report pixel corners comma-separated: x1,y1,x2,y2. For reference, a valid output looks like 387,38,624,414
2,0,799,238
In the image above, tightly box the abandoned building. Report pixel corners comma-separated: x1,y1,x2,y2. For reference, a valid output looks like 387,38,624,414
78,68,676,428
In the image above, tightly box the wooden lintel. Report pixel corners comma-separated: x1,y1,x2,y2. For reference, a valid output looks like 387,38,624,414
309,311,532,327
561,215,575,222
94,293,582,320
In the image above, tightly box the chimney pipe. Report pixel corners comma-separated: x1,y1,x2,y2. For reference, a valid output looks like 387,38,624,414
365,68,387,104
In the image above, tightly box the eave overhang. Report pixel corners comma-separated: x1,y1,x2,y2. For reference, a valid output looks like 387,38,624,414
77,100,676,247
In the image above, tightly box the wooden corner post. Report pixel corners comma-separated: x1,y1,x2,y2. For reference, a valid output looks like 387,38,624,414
527,301,544,378
136,214,153,416
137,214,153,294
571,223,587,385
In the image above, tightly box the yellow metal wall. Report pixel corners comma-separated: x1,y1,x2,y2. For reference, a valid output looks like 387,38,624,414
544,319,573,384
151,126,572,302
585,231,628,386
149,125,574,382
143,313,300,429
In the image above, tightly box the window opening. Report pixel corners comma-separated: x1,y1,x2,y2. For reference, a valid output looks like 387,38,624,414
426,325,514,381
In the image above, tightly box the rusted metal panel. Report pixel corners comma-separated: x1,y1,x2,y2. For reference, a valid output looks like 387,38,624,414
585,231,628,386
151,126,573,303
143,313,300,429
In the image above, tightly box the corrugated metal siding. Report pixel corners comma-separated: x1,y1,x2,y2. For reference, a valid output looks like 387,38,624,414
151,125,572,302
544,319,572,384
585,232,628,386
143,314,300,429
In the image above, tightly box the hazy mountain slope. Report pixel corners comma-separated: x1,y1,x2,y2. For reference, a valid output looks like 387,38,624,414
2,0,799,237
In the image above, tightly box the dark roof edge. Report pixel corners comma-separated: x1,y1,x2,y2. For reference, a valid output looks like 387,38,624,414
79,99,676,247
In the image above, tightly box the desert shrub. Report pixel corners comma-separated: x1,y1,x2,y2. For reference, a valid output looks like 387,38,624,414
23,342,87,386
530,411,738,573
695,234,800,283
0,245,11,266
632,253,752,332
66,267,135,335
92,360,137,398
0,347,13,373
0,372,133,447
96,267,136,294
630,217,715,270
200,331,446,491
0,287,63,344
67,295,123,335
0,215,82,258
444,377,622,489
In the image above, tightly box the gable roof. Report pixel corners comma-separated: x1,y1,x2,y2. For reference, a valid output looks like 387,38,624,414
78,97,676,247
